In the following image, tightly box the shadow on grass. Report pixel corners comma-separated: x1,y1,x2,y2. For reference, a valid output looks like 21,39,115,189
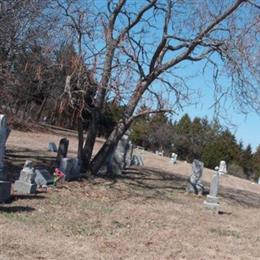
94,167,189,202
220,187,260,208
0,205,35,213
5,148,55,181
99,167,260,208
11,194,46,202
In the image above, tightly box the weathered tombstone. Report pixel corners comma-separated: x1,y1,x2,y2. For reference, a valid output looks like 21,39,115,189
130,154,144,166
219,160,227,175
204,167,220,212
35,169,53,187
125,140,133,168
48,142,58,152
56,138,69,164
258,177,260,185
98,133,134,176
14,160,37,194
0,114,11,203
186,159,204,195
170,153,178,164
59,158,80,181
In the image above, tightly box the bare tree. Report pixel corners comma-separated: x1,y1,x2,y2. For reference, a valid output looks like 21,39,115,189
54,0,259,174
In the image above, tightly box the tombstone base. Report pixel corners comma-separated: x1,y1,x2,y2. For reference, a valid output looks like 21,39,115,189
14,181,37,194
203,200,219,212
206,195,218,204
0,181,11,203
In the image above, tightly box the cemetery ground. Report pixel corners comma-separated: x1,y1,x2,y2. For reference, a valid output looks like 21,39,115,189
1,126,260,260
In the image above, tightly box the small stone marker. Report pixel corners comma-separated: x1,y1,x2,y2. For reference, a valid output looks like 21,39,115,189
14,160,37,194
59,158,80,181
219,160,227,175
56,138,69,164
48,142,57,152
204,167,220,212
170,153,178,164
35,169,53,187
258,177,260,185
186,159,204,195
0,114,11,203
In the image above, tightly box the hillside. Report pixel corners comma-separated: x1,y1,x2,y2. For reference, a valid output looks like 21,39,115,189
1,127,260,259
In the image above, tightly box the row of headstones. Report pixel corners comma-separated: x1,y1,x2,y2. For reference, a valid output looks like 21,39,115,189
49,134,144,178
186,159,228,212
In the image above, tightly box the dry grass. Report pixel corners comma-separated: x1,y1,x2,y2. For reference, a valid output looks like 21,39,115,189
1,127,260,259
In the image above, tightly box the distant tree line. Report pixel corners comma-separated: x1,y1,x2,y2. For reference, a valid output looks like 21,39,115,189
131,113,260,181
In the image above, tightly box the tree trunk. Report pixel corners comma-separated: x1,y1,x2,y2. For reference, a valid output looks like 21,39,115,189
90,121,130,174
36,96,48,121
81,110,99,172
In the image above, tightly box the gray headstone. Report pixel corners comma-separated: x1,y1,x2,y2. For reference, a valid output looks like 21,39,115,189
56,138,69,164
125,141,133,168
130,154,144,166
204,168,220,211
0,181,11,203
48,142,58,152
0,114,11,202
35,169,53,187
186,159,204,194
59,158,80,181
14,162,37,194
0,114,10,180
99,134,134,176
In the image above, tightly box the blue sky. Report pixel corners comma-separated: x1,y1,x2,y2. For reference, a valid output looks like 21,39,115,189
174,67,260,152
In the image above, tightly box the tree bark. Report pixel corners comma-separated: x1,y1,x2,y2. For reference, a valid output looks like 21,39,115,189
36,96,47,121
81,110,99,171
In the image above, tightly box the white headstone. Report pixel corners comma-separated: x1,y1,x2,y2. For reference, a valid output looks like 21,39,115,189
14,161,37,194
170,153,178,164
219,161,227,175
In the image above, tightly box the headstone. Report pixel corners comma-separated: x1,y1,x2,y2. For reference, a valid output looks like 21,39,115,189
170,153,178,164
219,160,227,175
56,138,69,164
59,158,80,181
186,159,204,195
35,169,53,187
130,154,144,166
98,133,134,176
258,177,260,185
0,114,11,203
125,140,133,168
48,142,58,152
14,160,37,194
204,167,220,211
157,150,164,156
